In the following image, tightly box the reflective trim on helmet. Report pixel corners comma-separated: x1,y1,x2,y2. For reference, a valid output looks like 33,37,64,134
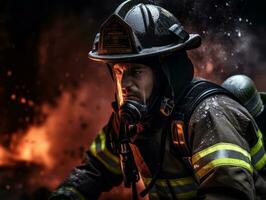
192,143,252,179
251,129,266,170
90,129,121,174
143,176,197,199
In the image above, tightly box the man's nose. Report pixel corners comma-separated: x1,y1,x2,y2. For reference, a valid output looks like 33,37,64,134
121,73,133,89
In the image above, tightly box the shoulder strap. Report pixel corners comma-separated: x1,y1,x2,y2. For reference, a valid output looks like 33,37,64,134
179,80,235,123
171,80,236,157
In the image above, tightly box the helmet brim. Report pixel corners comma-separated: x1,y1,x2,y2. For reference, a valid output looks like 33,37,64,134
88,34,201,63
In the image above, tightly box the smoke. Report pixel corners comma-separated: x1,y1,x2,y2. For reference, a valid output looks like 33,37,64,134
153,0,266,87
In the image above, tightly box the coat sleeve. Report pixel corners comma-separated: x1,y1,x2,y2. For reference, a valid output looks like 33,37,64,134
49,114,123,200
188,95,258,200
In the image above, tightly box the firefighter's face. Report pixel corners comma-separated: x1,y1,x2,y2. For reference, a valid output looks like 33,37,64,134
112,63,154,106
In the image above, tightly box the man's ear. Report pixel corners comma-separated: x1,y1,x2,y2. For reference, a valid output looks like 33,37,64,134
160,50,194,101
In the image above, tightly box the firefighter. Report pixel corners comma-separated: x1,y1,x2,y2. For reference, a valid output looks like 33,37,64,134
50,1,266,199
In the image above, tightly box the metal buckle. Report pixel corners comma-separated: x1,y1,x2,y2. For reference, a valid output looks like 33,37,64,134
160,97,174,116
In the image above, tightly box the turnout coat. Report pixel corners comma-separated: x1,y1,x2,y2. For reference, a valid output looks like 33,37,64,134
50,94,266,200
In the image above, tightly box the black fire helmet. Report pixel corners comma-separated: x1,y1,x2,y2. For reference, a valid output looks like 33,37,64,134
88,0,201,63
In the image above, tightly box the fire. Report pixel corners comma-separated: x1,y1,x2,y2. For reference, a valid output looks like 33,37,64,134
0,124,54,176
0,146,15,166
14,126,54,169
0,84,114,192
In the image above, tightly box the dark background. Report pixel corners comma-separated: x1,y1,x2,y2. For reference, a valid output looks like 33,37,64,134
0,0,265,199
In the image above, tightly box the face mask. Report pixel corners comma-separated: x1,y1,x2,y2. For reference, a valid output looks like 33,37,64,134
119,99,148,126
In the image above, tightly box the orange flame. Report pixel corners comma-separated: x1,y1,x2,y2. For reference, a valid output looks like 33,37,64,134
0,146,15,165
14,126,54,169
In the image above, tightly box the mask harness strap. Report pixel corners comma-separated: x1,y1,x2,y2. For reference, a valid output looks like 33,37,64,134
118,99,169,200
119,120,140,200
118,100,146,200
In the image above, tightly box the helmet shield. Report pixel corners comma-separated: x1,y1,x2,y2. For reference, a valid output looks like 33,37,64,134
98,15,140,55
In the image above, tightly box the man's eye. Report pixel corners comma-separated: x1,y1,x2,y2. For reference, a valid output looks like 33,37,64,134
132,70,142,76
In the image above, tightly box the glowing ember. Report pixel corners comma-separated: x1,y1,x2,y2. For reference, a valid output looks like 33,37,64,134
20,97,27,104
206,61,214,74
7,70,12,77
28,100,34,106
10,94,16,100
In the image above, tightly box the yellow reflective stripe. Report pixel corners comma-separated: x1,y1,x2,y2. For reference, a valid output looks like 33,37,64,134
250,129,266,170
192,143,251,164
99,130,120,163
144,177,194,187
167,177,195,187
257,129,263,138
155,189,196,199
154,190,197,200
89,130,121,174
251,130,263,156
90,140,96,153
143,177,197,199
143,176,194,186
254,153,266,170
196,158,253,178
95,155,120,174
251,139,263,156
100,129,105,150
176,191,197,199
143,178,149,185
103,149,120,163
